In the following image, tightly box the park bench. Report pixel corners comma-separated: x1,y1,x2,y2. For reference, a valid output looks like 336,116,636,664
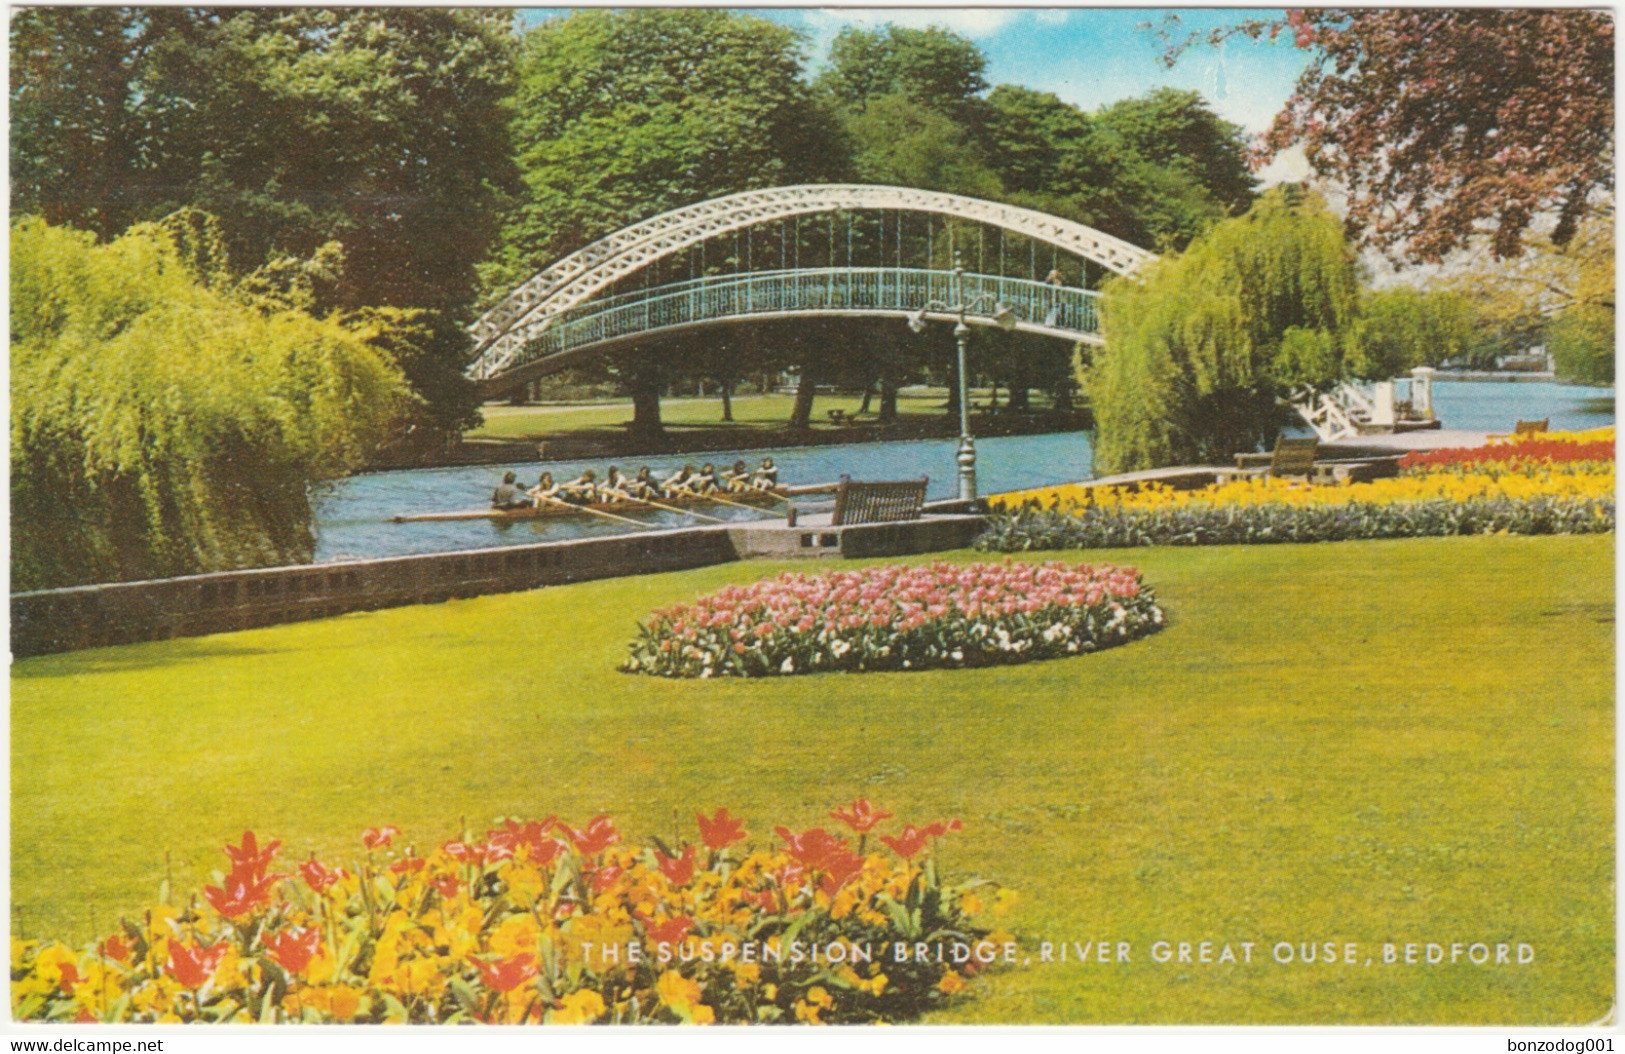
783,475,929,527
1218,436,1321,483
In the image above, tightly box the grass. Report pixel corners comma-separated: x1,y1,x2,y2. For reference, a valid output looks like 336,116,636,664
468,390,1057,440
10,535,1613,1024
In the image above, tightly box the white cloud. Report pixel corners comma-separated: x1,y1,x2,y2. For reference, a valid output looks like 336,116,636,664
1033,9,1070,27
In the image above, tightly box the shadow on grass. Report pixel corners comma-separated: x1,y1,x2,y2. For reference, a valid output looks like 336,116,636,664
12,637,297,679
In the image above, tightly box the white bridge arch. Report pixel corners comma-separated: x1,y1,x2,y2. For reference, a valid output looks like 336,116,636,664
469,184,1154,384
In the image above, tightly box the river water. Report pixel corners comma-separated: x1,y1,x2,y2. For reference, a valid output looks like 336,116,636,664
312,380,1614,563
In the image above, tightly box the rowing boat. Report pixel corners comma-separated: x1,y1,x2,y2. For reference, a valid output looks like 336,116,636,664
391,486,790,523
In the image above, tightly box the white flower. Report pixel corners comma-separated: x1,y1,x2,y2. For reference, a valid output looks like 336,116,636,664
780,658,795,674
950,650,964,662
831,640,851,658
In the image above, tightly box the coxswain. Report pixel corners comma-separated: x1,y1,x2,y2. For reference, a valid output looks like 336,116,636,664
558,468,598,505
723,459,753,492
752,457,779,490
662,463,698,497
491,471,533,510
692,463,722,494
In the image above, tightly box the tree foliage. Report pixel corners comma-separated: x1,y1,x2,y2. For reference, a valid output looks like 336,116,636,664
487,9,843,298
11,216,409,590
1091,187,1361,473
10,7,517,433
1351,287,1476,379
1220,9,1615,261
819,25,988,118
1547,306,1615,385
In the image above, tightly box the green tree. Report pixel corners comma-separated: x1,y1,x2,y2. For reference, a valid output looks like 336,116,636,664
11,216,409,590
1090,187,1360,472
1094,88,1256,216
489,9,843,296
1548,305,1615,385
819,24,988,118
10,8,517,435
1351,287,1476,378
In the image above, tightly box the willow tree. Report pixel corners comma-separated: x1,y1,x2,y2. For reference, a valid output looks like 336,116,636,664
1090,186,1360,473
11,217,409,590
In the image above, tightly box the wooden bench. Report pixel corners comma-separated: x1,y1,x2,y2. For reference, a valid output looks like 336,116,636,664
1218,436,1320,483
783,475,929,527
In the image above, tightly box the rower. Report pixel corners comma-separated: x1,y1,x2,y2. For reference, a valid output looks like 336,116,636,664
692,463,722,494
492,471,533,510
752,457,779,490
601,465,631,500
723,459,753,492
527,472,562,503
662,463,697,497
558,468,598,505
626,466,660,499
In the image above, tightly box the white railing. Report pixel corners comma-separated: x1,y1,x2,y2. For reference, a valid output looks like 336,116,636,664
475,268,1100,381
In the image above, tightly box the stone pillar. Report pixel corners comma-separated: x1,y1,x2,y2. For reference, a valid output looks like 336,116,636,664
1410,366,1436,420
1371,381,1396,427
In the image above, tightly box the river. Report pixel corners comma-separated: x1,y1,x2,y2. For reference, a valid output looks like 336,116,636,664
311,380,1614,563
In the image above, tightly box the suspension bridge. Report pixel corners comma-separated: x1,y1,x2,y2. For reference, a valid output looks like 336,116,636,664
468,183,1156,397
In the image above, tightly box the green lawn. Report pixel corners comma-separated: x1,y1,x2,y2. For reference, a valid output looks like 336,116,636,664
469,390,1054,439
11,535,1613,1024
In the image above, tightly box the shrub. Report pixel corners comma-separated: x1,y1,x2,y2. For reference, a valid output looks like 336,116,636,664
975,496,1615,552
11,804,1011,1025
620,561,1165,678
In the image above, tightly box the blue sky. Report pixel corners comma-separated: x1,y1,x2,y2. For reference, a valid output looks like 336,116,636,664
520,8,1311,136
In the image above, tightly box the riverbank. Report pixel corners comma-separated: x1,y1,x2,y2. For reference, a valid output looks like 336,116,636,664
367,404,1091,471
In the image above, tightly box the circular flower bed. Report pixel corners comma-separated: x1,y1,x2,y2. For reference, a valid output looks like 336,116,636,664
621,560,1165,678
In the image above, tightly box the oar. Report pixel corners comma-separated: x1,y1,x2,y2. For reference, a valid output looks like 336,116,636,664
689,490,782,518
612,489,728,524
533,492,647,528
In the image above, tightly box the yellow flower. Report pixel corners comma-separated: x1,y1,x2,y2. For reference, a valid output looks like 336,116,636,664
655,969,703,1011
938,970,966,995
548,988,607,1025
959,892,985,916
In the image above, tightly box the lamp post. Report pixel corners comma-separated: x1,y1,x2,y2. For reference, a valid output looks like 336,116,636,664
907,253,1018,502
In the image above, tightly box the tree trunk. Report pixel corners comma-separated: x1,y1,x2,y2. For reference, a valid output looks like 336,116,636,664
789,367,818,432
857,380,875,416
879,375,899,423
1009,384,1030,411
628,365,665,440
719,376,734,422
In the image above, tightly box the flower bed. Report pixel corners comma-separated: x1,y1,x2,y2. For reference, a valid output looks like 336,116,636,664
620,561,1165,678
12,803,1011,1025
979,427,1615,551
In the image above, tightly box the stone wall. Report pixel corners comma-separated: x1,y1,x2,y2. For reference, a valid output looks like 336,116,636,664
11,528,738,658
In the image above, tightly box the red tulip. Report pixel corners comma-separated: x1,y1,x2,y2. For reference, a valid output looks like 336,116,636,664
204,868,282,919
362,826,399,850
818,850,866,898
166,941,227,989
98,934,130,963
432,874,461,899
557,816,620,855
879,826,931,860
264,927,322,975
473,954,538,993
388,855,426,875
656,845,697,886
829,798,893,834
695,808,748,849
774,826,849,870
643,915,694,947
923,819,964,839
300,857,347,893
590,865,624,895
223,831,282,882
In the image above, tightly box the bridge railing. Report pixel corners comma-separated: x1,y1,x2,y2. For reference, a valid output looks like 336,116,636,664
485,268,1099,378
